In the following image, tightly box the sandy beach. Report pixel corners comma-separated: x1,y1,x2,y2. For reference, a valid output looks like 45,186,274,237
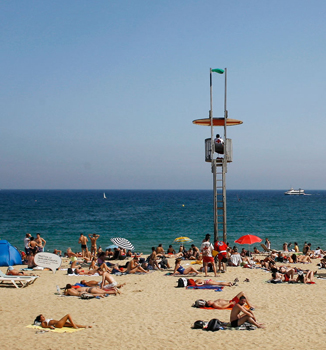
1,256,325,350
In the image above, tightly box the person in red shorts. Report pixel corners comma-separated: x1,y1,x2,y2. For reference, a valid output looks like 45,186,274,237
200,234,217,277
214,240,228,273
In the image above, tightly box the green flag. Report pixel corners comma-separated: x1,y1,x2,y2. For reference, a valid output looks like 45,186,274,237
212,68,224,74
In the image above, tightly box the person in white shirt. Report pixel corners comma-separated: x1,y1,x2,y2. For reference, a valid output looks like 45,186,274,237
200,234,217,277
229,248,242,266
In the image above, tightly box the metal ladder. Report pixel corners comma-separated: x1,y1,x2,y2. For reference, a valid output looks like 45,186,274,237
213,159,227,242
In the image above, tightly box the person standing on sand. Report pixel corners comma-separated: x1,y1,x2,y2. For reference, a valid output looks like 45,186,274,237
200,234,217,277
88,234,100,257
265,238,271,250
230,296,265,328
35,233,46,252
79,234,88,257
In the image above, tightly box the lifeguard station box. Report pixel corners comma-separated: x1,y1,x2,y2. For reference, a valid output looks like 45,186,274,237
205,138,233,163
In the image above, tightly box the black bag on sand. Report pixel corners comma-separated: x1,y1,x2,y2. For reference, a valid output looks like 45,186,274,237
193,320,206,329
205,318,225,331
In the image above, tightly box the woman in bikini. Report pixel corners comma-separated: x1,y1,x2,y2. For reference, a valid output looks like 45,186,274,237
187,278,234,287
34,314,91,329
172,258,199,276
64,284,118,296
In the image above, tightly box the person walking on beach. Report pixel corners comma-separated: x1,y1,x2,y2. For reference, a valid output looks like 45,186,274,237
89,234,100,257
79,234,88,257
35,233,46,252
201,234,217,277
230,296,265,328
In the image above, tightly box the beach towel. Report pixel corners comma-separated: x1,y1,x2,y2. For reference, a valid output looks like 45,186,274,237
26,325,84,333
197,304,250,310
186,285,224,291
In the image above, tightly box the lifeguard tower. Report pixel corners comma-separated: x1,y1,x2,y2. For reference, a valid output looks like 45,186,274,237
193,68,243,243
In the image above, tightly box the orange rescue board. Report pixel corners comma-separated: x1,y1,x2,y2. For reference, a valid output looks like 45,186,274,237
192,118,243,126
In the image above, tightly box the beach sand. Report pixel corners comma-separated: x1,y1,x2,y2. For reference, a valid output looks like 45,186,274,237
1,256,325,350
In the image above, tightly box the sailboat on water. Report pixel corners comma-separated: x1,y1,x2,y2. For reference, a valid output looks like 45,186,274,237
103,192,107,199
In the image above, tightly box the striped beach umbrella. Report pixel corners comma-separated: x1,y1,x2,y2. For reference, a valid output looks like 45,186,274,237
110,237,134,251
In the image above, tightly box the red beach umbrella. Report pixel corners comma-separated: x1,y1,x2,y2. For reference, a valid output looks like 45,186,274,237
234,234,262,257
234,234,262,245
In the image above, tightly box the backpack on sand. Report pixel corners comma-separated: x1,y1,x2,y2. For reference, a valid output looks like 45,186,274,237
205,318,225,331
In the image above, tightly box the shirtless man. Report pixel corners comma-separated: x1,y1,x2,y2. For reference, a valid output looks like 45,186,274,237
78,234,88,257
203,291,253,309
88,234,100,257
230,296,265,328
35,233,46,252
156,244,165,256
167,245,176,254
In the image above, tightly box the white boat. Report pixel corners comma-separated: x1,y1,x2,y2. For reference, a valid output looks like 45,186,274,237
103,192,107,199
284,188,305,195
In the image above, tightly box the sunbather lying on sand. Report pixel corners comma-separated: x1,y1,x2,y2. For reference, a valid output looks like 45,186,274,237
173,258,199,276
64,284,118,296
296,270,315,283
187,278,236,287
34,313,91,329
296,254,312,263
194,291,253,309
6,266,38,276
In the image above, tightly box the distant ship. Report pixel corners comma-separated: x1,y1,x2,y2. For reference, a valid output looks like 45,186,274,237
284,188,305,195
103,192,107,199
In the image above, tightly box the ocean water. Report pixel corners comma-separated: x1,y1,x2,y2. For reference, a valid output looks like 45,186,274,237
0,189,325,254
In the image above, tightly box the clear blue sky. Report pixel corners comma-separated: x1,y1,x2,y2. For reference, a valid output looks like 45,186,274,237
1,0,326,190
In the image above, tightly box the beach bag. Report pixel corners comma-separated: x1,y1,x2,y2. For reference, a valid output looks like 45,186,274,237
67,268,74,274
205,318,224,331
193,320,205,329
177,278,188,287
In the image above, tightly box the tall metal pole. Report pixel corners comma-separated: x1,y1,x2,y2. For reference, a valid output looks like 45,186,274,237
222,68,227,243
210,69,218,242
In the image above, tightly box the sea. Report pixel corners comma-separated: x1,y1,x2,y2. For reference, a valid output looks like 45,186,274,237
1,189,325,254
